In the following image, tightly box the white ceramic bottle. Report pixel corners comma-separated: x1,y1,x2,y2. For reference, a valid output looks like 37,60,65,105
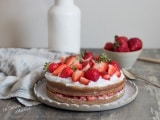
48,0,81,54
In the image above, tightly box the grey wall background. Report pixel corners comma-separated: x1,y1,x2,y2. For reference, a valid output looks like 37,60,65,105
0,0,160,49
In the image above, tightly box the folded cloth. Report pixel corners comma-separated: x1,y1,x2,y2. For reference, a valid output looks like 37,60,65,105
0,48,66,106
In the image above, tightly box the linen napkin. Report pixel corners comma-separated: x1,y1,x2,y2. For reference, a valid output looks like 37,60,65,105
0,48,66,106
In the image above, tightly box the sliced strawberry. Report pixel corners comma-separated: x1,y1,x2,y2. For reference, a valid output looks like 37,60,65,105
81,59,95,71
115,70,121,77
48,62,59,73
60,67,73,78
71,61,83,70
72,70,84,82
108,64,116,76
65,55,77,66
93,61,108,72
87,96,97,101
110,60,120,70
79,77,90,85
53,64,67,75
84,68,100,81
102,74,111,80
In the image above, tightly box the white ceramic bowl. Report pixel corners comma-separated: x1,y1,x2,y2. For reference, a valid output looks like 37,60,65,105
104,49,143,69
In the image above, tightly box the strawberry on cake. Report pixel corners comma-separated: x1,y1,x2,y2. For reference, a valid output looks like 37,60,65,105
44,51,126,105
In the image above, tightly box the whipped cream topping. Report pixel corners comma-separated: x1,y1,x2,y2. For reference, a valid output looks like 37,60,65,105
45,71,125,87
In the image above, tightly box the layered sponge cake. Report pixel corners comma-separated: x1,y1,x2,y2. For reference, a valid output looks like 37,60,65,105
44,51,126,105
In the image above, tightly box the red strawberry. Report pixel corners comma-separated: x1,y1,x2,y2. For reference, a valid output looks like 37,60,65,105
60,67,73,78
81,62,91,71
83,51,94,60
53,64,67,75
48,63,59,73
72,70,84,82
128,37,143,51
104,42,114,51
115,35,128,43
115,70,121,77
114,35,130,52
114,46,130,52
84,68,100,81
81,60,94,68
110,60,120,70
102,73,111,80
93,61,108,73
65,55,77,66
108,64,116,76
79,77,90,85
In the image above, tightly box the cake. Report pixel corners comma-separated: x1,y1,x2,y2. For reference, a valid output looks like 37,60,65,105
44,51,126,105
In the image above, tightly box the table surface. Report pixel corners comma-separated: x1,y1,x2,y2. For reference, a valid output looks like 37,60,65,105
0,49,160,120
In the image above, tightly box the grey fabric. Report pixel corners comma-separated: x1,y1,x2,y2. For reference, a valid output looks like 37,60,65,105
0,48,65,106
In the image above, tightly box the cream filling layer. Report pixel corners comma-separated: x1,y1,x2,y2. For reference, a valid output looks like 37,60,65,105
49,88,125,101
45,71,125,87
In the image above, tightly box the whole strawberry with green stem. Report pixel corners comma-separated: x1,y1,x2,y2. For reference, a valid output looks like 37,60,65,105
114,35,130,52
43,62,59,73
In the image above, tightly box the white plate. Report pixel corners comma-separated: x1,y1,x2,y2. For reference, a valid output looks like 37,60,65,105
34,79,138,111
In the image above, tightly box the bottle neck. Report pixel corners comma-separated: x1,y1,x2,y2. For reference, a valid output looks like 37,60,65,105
55,0,74,6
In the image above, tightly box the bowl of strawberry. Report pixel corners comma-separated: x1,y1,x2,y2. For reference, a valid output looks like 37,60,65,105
104,35,143,69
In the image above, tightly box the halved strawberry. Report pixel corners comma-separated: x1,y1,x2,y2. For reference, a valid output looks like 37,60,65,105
71,61,83,70
60,67,73,78
72,70,84,82
102,74,111,80
53,64,67,75
115,70,121,77
108,64,116,76
79,77,90,85
81,62,91,71
87,96,97,101
110,60,120,70
65,55,77,66
93,61,108,73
